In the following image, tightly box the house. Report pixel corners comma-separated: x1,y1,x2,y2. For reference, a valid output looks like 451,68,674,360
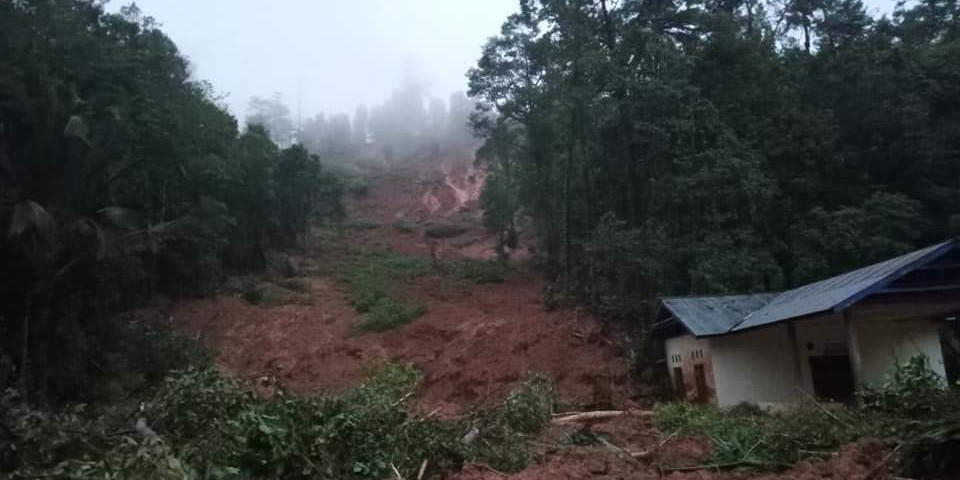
653,239,960,407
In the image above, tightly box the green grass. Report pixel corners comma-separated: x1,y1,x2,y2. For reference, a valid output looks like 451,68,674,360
359,299,428,332
344,252,431,331
651,357,958,475
653,402,906,469
446,259,507,284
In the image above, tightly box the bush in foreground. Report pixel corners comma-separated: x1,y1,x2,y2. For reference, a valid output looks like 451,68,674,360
654,356,957,475
4,366,559,479
653,402,896,469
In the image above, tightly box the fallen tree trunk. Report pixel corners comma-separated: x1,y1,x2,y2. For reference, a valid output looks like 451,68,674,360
550,410,653,425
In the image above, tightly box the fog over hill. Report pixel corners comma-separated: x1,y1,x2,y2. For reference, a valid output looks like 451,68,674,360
107,0,519,121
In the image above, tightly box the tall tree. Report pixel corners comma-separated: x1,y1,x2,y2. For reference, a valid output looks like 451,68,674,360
246,93,295,147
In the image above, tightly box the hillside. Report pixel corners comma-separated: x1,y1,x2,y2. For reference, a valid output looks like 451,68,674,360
144,152,900,480
138,151,631,416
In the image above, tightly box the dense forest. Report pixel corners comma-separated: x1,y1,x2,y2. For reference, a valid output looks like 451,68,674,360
470,0,960,317
0,1,345,402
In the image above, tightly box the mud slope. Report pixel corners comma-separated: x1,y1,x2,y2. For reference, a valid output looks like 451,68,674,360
147,151,628,415
145,151,898,479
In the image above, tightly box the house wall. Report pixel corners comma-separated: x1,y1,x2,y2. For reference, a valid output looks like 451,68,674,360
710,324,804,407
708,315,947,407
664,334,715,402
853,318,946,384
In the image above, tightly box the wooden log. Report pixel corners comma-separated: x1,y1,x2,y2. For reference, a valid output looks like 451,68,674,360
550,410,653,425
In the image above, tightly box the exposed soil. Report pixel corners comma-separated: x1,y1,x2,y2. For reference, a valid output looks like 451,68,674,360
143,150,899,479
138,151,625,416
146,272,631,416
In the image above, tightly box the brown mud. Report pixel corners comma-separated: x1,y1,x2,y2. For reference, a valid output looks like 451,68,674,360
142,151,897,479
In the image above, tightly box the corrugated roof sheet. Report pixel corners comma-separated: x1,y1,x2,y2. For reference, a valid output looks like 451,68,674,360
660,239,957,337
661,293,778,336
732,240,956,332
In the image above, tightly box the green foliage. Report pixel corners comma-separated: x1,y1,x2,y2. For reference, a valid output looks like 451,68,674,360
469,0,960,328
585,214,672,319
654,360,960,475
478,156,520,262
5,366,564,479
653,402,901,468
860,355,949,417
446,259,507,284
5,364,465,479
273,144,345,244
0,0,344,402
424,223,470,239
359,299,427,332
497,374,555,434
467,374,558,473
344,253,431,331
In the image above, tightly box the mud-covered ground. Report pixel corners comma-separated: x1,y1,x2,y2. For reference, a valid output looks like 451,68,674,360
136,151,897,479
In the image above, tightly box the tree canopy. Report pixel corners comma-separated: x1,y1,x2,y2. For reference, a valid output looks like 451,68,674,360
469,0,960,317
0,0,343,402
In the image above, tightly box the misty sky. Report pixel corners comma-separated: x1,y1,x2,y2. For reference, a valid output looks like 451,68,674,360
107,0,901,122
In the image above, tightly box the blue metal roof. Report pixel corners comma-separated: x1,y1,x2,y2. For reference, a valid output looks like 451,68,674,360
731,240,956,332
661,293,778,336
659,239,957,337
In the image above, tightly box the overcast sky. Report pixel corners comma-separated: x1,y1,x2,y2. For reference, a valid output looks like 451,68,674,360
106,1,517,121
107,0,901,122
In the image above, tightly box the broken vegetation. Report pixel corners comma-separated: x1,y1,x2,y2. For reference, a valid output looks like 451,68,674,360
3,365,560,479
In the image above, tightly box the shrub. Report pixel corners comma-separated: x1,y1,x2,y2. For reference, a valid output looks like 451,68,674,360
447,259,507,284
653,402,896,468
425,223,469,239
359,299,427,332
859,355,949,417
498,374,556,434
7,364,467,480
466,374,557,473
6,366,565,479
344,253,431,331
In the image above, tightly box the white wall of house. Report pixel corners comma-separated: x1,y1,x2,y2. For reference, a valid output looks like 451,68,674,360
664,334,714,402
710,324,804,407
853,318,946,385
665,313,949,408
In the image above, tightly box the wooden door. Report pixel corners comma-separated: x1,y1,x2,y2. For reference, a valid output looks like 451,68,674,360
694,364,709,402
673,367,686,399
